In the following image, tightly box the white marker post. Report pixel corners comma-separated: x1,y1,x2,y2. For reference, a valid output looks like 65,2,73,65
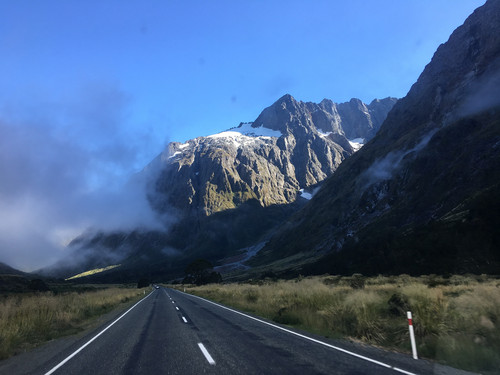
407,311,418,359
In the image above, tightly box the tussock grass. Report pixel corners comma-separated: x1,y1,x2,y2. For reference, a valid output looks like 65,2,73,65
0,286,146,360
180,274,500,373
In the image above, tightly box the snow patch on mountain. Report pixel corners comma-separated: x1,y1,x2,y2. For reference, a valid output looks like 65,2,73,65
204,123,283,150
317,130,332,138
168,151,182,159
299,189,313,200
299,186,321,200
348,138,365,151
318,131,365,151
209,122,283,140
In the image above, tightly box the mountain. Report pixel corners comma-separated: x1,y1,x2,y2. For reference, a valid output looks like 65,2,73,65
150,95,396,216
0,262,39,293
0,262,27,276
250,0,500,276
43,95,396,280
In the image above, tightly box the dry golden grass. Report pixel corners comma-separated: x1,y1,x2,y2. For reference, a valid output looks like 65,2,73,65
179,274,500,373
0,286,147,360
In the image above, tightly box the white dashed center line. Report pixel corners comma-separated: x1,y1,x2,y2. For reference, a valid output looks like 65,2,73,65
182,316,188,323
198,343,216,365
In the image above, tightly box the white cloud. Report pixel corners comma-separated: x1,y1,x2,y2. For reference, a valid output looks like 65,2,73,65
0,83,169,271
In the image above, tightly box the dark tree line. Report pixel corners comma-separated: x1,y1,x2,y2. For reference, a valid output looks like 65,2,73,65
183,259,222,285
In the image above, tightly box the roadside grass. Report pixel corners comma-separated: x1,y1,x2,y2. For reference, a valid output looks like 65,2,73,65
0,286,148,360
179,274,500,373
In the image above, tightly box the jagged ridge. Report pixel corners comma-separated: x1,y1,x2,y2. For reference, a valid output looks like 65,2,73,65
151,95,396,216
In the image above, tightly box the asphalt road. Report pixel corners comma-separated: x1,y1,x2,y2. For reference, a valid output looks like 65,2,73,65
0,287,466,375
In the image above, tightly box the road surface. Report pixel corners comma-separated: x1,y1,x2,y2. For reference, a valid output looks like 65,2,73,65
0,287,461,374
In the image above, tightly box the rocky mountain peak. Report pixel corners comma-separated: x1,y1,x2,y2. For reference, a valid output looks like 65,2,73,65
254,94,397,139
150,95,396,217
252,94,303,134
278,93,297,105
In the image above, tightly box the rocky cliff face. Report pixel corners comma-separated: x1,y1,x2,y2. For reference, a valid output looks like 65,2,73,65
253,0,500,275
151,95,396,216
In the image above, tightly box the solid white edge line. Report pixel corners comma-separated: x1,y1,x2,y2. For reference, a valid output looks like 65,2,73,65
44,290,154,375
182,316,188,323
198,343,216,365
394,368,419,375
178,291,418,375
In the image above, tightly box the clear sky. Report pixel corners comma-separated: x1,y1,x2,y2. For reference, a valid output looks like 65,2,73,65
0,0,486,270
1,1,486,144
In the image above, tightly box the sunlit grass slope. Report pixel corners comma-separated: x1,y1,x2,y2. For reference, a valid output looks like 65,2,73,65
65,264,121,280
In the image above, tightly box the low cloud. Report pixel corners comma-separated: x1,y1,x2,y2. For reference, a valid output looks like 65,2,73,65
0,83,168,271
360,129,438,188
456,64,500,119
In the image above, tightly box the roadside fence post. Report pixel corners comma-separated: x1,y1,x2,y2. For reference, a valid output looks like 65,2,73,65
407,311,418,359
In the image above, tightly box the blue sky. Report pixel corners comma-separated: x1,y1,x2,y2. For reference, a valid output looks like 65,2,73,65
0,0,486,270
1,1,485,145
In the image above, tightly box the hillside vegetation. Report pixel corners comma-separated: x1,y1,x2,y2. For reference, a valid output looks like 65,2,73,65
180,274,500,373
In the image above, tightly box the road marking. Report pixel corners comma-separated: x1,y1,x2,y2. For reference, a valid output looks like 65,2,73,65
182,316,188,323
176,307,180,311
198,343,216,365
172,301,175,304
181,291,418,375
44,291,154,375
